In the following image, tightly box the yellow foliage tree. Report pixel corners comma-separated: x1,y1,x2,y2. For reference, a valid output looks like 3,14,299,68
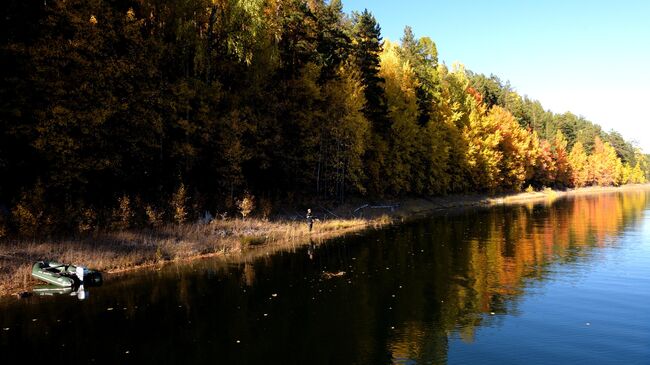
628,150,648,184
568,141,590,187
588,137,623,186
620,163,633,185
462,89,501,191
319,64,370,198
490,106,531,191
553,130,572,187
437,63,471,192
422,118,452,194
380,40,420,194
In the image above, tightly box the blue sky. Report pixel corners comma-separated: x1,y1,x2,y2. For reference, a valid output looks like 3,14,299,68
342,0,650,152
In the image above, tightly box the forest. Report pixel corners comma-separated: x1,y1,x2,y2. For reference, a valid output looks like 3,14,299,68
0,0,647,236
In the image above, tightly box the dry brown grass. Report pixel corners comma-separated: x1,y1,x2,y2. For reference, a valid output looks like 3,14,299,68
0,216,374,296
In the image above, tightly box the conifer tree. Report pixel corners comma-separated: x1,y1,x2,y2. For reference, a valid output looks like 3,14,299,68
351,9,390,136
398,26,439,126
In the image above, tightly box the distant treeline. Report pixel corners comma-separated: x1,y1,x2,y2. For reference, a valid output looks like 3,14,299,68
0,0,647,235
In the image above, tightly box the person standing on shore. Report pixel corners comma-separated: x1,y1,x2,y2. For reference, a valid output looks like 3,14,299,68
306,209,314,232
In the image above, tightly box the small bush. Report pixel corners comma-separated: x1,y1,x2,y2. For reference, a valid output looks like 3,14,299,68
145,205,164,227
78,207,97,234
112,195,133,230
171,184,188,224
237,192,255,219
525,185,534,193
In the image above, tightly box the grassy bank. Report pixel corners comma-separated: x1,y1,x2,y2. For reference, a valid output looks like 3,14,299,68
2,184,649,297
0,216,389,297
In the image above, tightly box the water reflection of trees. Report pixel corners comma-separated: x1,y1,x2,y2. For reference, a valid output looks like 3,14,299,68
389,192,648,363
3,193,646,364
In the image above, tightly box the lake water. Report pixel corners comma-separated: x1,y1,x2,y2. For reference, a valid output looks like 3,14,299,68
1,191,650,364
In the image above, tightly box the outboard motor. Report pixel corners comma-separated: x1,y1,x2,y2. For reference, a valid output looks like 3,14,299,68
84,269,103,286
73,265,103,286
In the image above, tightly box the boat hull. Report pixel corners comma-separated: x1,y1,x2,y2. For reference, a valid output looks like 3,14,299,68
31,263,76,287
31,261,102,287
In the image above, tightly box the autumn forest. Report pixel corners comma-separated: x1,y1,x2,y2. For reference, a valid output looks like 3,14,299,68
1,0,647,235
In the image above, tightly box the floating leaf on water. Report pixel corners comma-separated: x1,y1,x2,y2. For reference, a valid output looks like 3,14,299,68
271,293,278,297
322,271,345,279
3,328,9,331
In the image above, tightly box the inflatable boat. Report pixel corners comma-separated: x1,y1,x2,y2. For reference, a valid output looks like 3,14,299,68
31,261,102,287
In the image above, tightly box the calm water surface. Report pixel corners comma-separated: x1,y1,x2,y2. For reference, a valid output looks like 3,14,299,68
1,191,650,364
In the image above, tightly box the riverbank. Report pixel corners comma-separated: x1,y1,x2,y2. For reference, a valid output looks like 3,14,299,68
1,184,649,297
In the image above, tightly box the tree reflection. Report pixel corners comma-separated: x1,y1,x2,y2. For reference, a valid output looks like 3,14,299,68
388,191,647,363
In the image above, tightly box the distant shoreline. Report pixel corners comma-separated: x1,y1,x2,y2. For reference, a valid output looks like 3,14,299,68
2,184,649,298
